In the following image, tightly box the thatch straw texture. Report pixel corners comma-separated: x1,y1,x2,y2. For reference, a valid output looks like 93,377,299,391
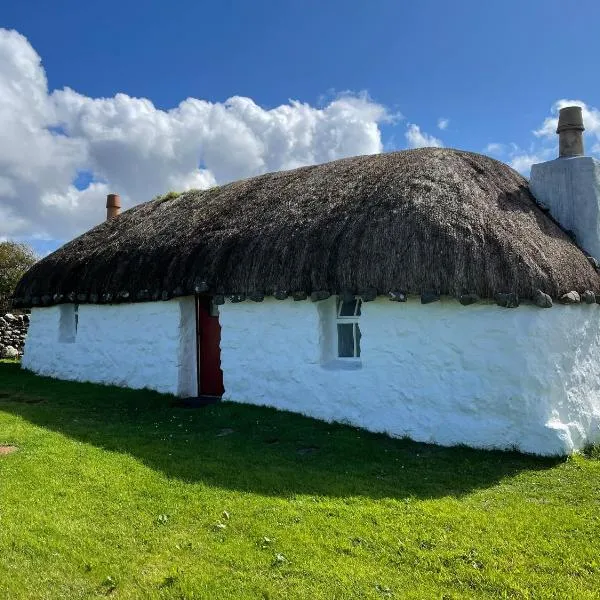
13,148,600,307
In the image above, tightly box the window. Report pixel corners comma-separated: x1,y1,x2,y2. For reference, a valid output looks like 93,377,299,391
336,297,361,358
59,304,79,343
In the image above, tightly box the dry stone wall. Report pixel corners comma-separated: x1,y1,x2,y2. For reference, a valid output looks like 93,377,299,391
0,313,29,358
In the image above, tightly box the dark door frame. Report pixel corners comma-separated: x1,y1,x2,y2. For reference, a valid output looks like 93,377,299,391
195,294,224,397
195,294,202,396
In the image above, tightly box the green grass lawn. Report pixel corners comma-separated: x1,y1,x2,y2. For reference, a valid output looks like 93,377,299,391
1,360,599,599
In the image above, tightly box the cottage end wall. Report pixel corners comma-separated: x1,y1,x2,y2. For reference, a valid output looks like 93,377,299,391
219,297,600,456
22,298,197,396
530,156,600,259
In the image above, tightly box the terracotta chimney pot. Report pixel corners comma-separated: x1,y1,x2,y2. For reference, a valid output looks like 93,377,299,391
106,194,121,220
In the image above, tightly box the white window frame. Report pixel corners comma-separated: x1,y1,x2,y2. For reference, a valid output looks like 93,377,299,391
336,297,362,359
209,300,219,317
58,303,79,343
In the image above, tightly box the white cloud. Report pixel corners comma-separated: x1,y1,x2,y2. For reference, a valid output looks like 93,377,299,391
534,99,600,140
484,143,505,155
492,99,600,177
506,143,556,177
0,29,390,241
509,153,544,174
437,117,449,130
405,124,444,149
485,142,548,177
533,99,600,161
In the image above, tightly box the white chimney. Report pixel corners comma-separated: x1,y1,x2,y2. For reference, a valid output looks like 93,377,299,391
530,106,600,259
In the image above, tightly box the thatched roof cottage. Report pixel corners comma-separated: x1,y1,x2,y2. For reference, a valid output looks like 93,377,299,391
14,106,600,455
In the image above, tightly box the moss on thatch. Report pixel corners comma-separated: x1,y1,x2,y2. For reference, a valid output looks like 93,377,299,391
153,190,184,203
13,148,600,307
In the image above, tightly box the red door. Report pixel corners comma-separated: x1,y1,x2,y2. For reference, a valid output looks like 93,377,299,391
196,296,225,396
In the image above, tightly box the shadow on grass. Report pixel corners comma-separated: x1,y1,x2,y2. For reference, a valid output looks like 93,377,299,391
0,362,562,500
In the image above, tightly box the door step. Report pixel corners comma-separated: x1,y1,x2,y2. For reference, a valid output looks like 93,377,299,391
172,395,222,408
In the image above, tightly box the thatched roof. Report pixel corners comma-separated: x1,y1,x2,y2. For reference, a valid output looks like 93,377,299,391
13,148,600,307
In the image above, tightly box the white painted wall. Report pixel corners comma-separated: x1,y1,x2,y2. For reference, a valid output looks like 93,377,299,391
219,297,600,456
530,156,600,258
22,295,600,455
22,298,197,396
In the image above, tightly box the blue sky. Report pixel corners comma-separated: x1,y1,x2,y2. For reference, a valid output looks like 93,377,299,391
2,0,600,254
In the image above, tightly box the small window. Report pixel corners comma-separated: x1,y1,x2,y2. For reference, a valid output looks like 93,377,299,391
59,304,79,343
336,297,361,358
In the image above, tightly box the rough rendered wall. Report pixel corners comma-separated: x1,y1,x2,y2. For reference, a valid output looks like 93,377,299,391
530,156,600,259
22,298,197,396
219,297,600,456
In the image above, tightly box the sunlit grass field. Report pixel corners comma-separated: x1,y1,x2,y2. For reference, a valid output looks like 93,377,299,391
1,360,599,599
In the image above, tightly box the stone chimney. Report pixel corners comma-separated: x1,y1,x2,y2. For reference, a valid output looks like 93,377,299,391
106,193,121,220
530,106,600,259
557,106,585,157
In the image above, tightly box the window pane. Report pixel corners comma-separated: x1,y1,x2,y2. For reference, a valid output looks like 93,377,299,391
338,298,362,317
58,304,77,343
355,323,362,357
337,323,355,357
